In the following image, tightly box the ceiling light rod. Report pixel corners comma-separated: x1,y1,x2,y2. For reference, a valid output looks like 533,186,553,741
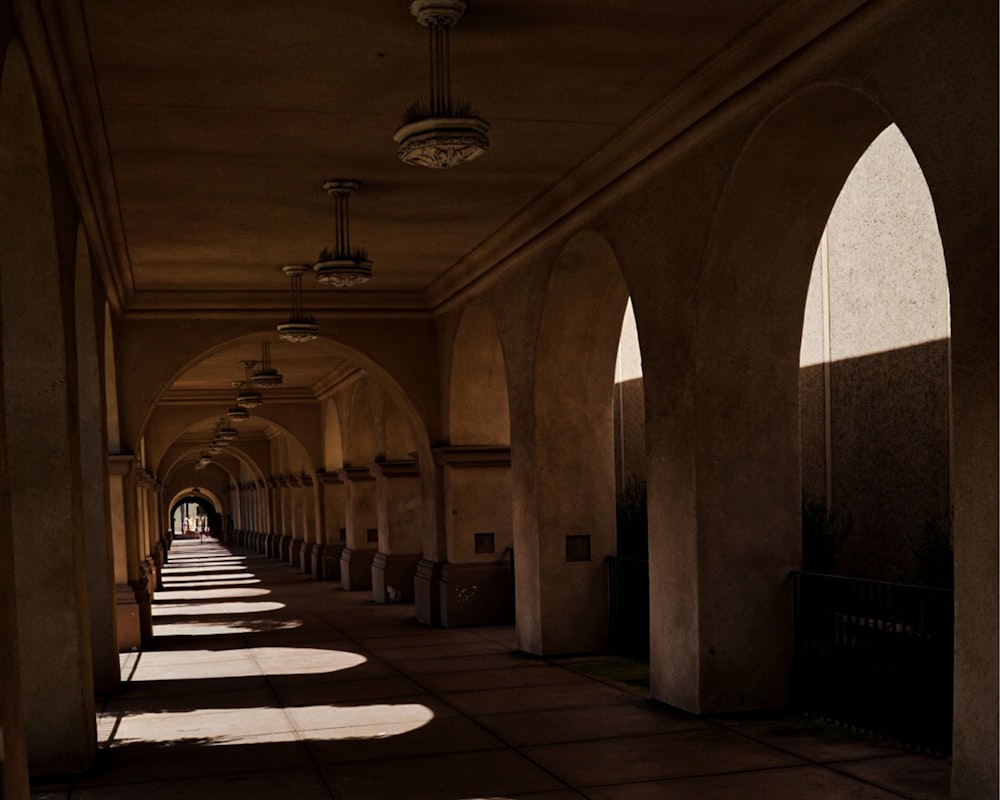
423,0,460,116
394,0,488,169
277,264,319,343
252,341,283,387
314,180,373,288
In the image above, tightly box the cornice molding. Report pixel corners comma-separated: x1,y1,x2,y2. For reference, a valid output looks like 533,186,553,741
431,445,511,468
107,453,135,475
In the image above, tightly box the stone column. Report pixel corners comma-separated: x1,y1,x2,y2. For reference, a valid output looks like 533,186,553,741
266,478,281,558
3,332,98,775
107,454,141,650
432,447,514,627
286,475,305,567
136,469,159,603
317,471,346,580
298,475,317,573
338,466,378,590
255,480,268,554
370,460,424,604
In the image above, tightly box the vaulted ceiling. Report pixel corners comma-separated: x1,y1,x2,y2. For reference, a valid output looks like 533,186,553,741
40,1,801,411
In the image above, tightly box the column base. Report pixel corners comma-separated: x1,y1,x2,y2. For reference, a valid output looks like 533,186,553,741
278,535,293,562
322,545,345,582
440,561,515,628
372,552,421,604
115,583,142,651
415,559,444,627
129,578,153,646
287,538,303,566
340,547,376,591
299,542,316,573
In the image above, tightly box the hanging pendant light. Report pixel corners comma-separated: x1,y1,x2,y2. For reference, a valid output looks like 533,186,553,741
313,180,373,287
394,0,488,169
277,264,319,343
252,341,283,387
235,361,263,409
216,421,239,441
227,404,250,422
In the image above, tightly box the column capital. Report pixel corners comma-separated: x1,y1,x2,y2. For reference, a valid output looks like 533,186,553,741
431,445,511,468
107,453,136,476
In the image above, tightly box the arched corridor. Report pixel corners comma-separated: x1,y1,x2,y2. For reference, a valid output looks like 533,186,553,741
32,539,950,799
0,2,994,798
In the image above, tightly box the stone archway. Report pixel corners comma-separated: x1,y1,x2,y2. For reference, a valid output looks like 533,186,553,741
651,84,894,714
514,230,630,655
0,38,98,775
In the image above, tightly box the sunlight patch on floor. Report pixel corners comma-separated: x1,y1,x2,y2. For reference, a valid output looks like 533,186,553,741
151,600,286,616
153,619,304,636
103,703,434,745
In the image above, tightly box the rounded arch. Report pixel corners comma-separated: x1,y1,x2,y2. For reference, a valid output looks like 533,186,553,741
658,83,895,713
515,229,630,655
167,486,224,515
0,36,99,775
136,332,433,466
449,300,510,446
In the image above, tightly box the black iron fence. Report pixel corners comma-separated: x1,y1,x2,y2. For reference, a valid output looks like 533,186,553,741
791,571,954,752
607,556,649,663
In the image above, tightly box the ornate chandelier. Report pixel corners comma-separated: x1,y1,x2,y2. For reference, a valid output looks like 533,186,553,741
394,0,488,169
313,180,373,287
277,264,319,343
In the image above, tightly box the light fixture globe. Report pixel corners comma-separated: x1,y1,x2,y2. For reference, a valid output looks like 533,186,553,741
227,405,250,422
393,115,489,169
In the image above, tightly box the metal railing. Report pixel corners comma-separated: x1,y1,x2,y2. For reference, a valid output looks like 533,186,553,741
791,570,954,752
607,556,650,663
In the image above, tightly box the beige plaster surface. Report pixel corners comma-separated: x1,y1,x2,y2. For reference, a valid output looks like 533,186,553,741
30,539,950,800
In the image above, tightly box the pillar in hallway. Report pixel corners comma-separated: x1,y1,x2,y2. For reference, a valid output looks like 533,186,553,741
338,466,378,591
266,478,282,558
286,475,305,567
273,477,291,561
370,460,424,604
431,447,514,627
298,474,318,573
2,326,98,774
107,454,142,650
256,479,271,554
317,470,346,580
0,419,29,798
136,469,160,602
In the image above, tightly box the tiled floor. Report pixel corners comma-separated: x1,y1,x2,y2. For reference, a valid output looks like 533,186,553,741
30,539,951,799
